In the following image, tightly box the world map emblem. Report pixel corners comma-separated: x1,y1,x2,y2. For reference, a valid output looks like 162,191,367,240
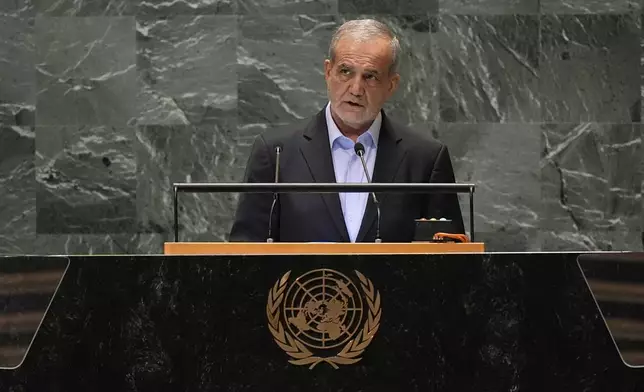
266,269,382,369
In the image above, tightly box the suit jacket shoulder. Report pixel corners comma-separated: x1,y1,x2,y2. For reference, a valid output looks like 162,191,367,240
257,115,317,150
383,115,447,165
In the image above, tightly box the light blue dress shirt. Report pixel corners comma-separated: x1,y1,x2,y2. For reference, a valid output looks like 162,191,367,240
325,103,382,242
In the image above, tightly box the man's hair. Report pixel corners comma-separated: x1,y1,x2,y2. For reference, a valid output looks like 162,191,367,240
328,19,401,74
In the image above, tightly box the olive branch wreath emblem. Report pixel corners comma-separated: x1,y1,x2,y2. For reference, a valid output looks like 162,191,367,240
266,270,382,369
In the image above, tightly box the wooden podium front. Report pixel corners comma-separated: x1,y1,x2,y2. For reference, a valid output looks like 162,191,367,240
163,242,485,255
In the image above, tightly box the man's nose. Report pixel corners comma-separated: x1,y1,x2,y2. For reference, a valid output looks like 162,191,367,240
348,75,364,96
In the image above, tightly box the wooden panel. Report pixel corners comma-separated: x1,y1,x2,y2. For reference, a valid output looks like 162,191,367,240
0,271,64,295
163,242,485,255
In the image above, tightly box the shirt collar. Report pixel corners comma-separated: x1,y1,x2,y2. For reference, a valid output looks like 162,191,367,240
325,102,381,149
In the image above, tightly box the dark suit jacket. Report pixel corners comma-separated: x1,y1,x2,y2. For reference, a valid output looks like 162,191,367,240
228,108,465,242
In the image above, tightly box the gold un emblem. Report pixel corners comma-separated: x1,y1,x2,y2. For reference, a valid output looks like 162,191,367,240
267,268,382,369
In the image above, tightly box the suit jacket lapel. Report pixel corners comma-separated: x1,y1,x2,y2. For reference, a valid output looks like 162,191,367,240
299,109,350,242
356,112,406,242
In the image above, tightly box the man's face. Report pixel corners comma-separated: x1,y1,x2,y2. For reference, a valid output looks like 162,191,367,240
324,36,400,130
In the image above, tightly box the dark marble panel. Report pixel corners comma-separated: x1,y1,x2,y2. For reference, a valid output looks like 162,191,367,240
137,0,234,17
35,16,137,126
394,0,439,14
430,123,542,240
238,14,337,126
32,234,163,254
0,16,35,126
438,0,538,14
135,119,243,242
339,0,437,14
33,0,132,16
0,0,33,17
436,15,540,123
474,229,541,252
540,14,640,123
35,126,137,234
540,231,643,251
338,0,372,13
641,9,644,131
540,124,642,239
0,126,36,255
137,16,236,126
541,0,640,14
238,0,335,14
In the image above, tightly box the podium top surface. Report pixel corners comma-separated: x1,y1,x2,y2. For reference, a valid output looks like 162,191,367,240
163,241,485,255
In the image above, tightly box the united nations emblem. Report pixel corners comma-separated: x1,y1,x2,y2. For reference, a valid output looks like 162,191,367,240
266,269,382,369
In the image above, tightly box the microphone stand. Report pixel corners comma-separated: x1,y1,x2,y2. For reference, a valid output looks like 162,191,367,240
354,143,382,243
267,145,281,242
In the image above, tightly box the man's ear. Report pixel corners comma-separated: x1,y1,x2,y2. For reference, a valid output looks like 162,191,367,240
324,59,333,80
388,72,401,96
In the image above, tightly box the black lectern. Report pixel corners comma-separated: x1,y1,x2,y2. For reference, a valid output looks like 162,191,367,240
1,251,643,390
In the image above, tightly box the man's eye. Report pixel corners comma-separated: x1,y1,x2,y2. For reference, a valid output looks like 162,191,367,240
340,68,351,74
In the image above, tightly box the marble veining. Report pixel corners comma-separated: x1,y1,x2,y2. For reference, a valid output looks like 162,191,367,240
31,234,164,254
0,0,33,17
138,0,235,15
339,0,437,14
540,230,644,251
137,15,237,126
541,123,643,248
237,14,336,126
541,0,640,13
33,0,131,16
438,0,538,14
540,14,641,122
0,16,35,126
0,126,36,254
135,120,243,242
378,15,437,125
238,0,335,14
35,16,137,126
432,123,542,234
436,15,540,122
35,125,138,234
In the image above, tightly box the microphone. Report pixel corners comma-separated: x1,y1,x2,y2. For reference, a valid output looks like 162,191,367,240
267,144,282,243
354,142,382,243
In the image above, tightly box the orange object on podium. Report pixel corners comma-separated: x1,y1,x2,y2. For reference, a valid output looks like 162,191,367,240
163,242,485,255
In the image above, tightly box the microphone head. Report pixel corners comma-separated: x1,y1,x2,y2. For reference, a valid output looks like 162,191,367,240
274,143,283,152
354,142,365,156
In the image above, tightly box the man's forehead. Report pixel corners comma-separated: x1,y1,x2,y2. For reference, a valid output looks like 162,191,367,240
333,39,392,68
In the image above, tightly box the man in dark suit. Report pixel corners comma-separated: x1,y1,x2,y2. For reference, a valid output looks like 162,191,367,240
229,19,464,242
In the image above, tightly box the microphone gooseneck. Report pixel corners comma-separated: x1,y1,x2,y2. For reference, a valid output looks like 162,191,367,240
267,145,282,243
354,142,382,243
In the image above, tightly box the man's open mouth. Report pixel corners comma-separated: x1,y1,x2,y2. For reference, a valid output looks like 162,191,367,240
346,101,363,107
